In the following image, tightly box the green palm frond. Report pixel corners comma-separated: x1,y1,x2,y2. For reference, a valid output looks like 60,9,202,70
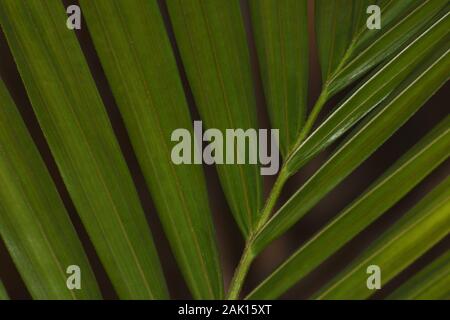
0,0,448,301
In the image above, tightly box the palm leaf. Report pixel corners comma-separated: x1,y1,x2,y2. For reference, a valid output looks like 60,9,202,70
249,0,308,156
247,115,450,299
166,0,263,237
79,0,223,299
315,0,357,83
0,0,447,301
316,176,450,299
0,78,100,299
253,40,450,253
0,0,167,299
388,251,450,300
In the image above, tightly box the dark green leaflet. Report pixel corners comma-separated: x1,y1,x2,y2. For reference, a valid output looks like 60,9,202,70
315,0,356,82
0,78,100,299
167,0,263,237
249,0,308,156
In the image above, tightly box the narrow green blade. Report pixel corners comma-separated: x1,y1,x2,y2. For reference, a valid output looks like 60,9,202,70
388,251,450,300
315,0,356,82
247,116,450,299
0,0,167,299
0,279,8,300
285,11,450,174
80,0,223,299
253,44,450,254
0,78,100,299
249,0,308,156
350,0,373,35
316,177,450,300
167,0,263,237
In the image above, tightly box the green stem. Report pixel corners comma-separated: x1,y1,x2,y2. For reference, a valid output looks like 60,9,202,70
227,166,289,299
227,89,329,299
227,242,255,300
288,89,329,159
255,166,290,231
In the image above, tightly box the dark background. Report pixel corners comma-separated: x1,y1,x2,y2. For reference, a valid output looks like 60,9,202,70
0,0,448,299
